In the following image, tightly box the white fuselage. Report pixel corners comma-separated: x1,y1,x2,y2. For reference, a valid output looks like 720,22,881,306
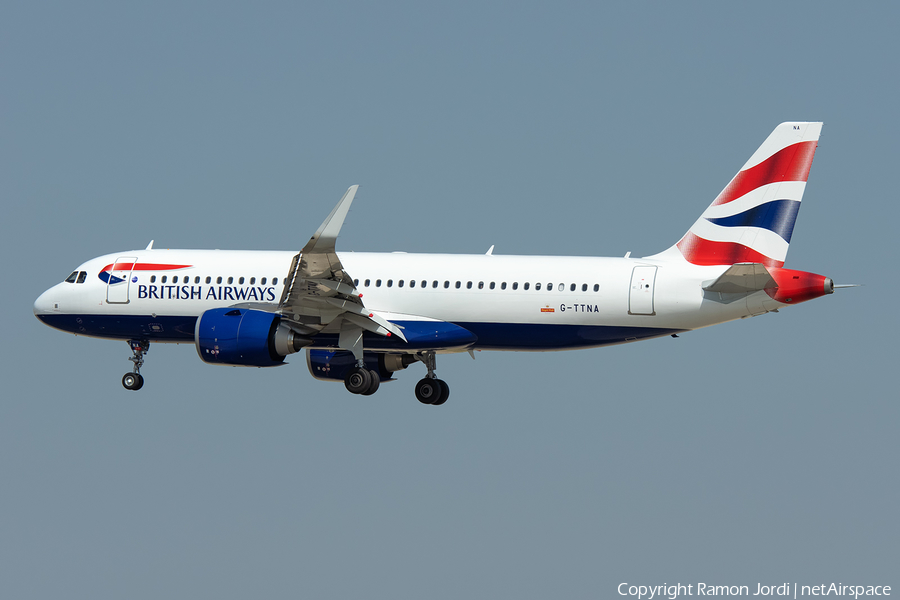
34,248,784,352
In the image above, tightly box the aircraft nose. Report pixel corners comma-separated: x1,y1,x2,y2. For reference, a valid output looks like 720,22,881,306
33,288,56,317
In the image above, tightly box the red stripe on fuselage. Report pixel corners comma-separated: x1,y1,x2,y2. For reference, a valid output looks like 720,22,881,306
711,141,817,207
676,232,784,268
102,263,192,272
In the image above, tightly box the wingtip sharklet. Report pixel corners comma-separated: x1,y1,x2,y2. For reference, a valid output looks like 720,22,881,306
302,185,359,255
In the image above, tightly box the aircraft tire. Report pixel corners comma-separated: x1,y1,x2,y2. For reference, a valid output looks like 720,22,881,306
361,370,380,396
432,379,449,405
344,367,372,395
415,378,443,405
122,373,143,391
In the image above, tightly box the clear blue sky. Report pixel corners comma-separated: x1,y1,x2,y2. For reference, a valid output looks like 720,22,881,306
3,2,897,598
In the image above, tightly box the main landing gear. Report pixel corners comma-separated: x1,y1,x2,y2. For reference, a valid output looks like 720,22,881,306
122,339,149,391
414,351,449,406
343,366,381,396
340,351,450,405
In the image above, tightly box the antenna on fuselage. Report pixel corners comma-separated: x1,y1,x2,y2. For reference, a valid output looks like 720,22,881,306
145,240,154,250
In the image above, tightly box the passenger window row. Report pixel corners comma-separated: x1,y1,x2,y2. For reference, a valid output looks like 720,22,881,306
148,275,280,285
352,278,600,292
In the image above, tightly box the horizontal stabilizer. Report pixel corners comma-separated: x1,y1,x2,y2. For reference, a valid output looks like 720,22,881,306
702,263,775,293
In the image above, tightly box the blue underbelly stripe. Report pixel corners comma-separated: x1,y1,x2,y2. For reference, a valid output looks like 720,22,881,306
38,314,683,351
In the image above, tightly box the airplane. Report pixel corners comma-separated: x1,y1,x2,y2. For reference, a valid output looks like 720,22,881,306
34,122,846,405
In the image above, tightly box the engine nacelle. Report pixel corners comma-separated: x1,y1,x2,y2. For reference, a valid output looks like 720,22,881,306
306,349,416,382
195,308,310,367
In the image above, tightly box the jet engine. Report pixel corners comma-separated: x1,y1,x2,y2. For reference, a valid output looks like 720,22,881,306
195,308,311,367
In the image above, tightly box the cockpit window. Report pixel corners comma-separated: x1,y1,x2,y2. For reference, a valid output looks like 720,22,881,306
76,271,87,284
65,271,78,283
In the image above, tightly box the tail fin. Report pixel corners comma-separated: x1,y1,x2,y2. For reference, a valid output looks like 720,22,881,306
651,122,822,267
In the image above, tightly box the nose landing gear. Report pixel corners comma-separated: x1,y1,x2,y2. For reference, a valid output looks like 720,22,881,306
122,339,149,391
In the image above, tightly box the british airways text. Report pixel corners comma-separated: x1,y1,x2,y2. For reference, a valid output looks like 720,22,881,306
137,285,277,302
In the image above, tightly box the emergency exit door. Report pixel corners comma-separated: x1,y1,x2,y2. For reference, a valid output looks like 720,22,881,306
628,266,657,315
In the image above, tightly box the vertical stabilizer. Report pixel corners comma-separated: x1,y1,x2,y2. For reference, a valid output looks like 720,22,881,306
650,122,822,267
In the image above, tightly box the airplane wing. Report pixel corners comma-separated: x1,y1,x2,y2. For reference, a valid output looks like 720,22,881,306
277,186,407,343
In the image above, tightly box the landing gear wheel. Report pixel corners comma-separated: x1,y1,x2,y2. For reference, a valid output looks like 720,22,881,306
361,370,381,396
122,373,144,391
344,367,372,395
415,378,443,405
432,378,449,405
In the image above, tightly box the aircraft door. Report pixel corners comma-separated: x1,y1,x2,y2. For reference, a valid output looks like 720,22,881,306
628,266,657,315
106,256,138,304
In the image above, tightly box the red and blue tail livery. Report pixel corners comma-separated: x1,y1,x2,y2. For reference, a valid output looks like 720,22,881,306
667,122,821,268
35,122,848,404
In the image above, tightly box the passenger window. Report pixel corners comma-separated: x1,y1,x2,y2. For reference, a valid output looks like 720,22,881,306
420,280,426,288
260,277,266,285
206,276,211,284
387,280,393,287
174,276,179,284
376,279,382,287
250,277,256,285
162,276,167,283
535,283,541,290
151,275,157,283
398,280,404,288
558,283,564,291
570,283,576,292
76,271,87,283
547,283,552,291
594,284,600,292
239,277,244,285
455,281,461,289
217,276,223,284
501,282,507,290
65,271,78,283
524,282,529,290
466,281,472,289
512,282,518,290
194,276,200,284
354,279,359,286
489,282,495,290
365,279,370,287
432,281,438,288
444,281,449,288
478,281,484,289
273,278,279,285
582,283,587,292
